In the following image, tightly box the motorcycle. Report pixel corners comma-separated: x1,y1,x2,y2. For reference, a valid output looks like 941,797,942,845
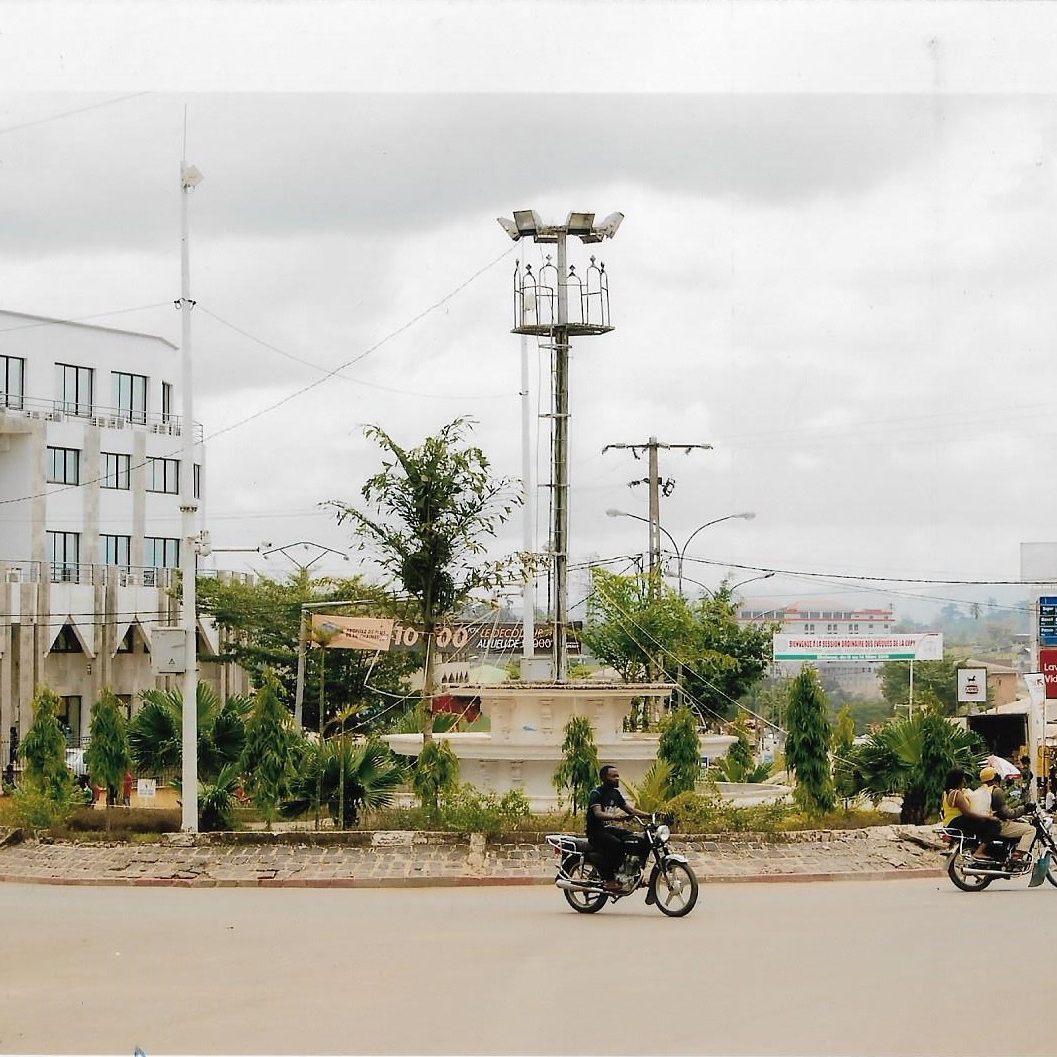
937,805,1057,892
544,814,699,916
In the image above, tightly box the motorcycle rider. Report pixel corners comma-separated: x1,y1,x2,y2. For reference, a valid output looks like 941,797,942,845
586,764,652,892
981,765,1034,862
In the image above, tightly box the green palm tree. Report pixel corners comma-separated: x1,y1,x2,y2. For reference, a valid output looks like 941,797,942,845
128,684,252,782
838,707,987,824
283,738,406,828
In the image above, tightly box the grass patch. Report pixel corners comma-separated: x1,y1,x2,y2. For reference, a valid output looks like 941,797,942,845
49,807,182,839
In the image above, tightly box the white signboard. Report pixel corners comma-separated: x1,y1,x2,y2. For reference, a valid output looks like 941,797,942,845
151,627,187,674
136,778,157,799
957,668,987,703
773,633,944,662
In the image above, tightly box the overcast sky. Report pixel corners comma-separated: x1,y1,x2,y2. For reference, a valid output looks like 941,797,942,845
3,1,1057,623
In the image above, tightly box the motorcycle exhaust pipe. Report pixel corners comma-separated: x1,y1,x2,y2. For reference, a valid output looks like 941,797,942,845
555,878,598,891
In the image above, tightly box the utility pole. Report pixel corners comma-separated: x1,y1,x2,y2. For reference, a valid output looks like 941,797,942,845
603,437,712,593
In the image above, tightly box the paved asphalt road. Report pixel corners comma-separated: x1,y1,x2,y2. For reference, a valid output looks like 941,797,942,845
3,877,1054,1056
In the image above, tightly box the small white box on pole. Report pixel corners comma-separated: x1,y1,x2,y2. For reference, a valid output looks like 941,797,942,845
152,627,187,674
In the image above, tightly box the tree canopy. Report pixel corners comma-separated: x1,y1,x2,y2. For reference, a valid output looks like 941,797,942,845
582,568,773,722
784,667,835,813
328,417,522,733
196,570,417,733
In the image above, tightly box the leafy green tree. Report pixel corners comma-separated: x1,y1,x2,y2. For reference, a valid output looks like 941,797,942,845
785,667,835,813
837,707,987,824
879,656,977,717
657,704,702,798
582,570,773,722
197,570,416,733
329,418,521,740
552,715,601,814
581,568,690,682
412,738,460,818
85,689,131,826
15,687,80,829
830,704,857,803
241,671,299,827
727,718,755,770
18,687,71,799
128,684,251,783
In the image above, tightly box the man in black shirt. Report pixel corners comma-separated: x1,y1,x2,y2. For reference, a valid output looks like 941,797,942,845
586,764,652,892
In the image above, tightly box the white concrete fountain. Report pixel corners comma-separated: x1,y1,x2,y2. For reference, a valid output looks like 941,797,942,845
385,680,738,811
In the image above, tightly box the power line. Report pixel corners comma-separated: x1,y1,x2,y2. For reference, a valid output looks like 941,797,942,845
0,93,151,137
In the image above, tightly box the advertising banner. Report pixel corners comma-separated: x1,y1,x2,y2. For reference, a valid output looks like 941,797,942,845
385,621,583,655
772,632,943,662
1038,648,1057,699
312,615,395,651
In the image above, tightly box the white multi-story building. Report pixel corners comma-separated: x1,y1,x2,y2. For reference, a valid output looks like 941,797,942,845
0,309,245,767
738,600,897,698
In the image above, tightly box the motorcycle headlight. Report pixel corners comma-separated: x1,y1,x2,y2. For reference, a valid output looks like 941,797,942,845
655,824,670,842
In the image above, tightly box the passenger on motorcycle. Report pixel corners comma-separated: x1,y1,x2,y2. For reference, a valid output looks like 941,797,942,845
586,764,652,892
980,766,1034,861
941,768,1001,859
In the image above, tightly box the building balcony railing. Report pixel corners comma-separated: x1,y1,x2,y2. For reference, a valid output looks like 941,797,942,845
0,394,203,441
1,560,255,588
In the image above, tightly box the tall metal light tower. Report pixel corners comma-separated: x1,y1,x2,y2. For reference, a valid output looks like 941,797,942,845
497,210,623,682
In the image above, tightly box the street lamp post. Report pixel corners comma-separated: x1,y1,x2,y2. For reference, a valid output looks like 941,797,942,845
606,509,756,596
498,209,622,683
260,542,348,729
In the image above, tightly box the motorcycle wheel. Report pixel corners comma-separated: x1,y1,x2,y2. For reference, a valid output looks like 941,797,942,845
947,849,994,891
1043,848,1057,888
649,861,699,917
562,861,608,914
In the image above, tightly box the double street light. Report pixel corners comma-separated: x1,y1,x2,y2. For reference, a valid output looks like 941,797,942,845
606,509,757,597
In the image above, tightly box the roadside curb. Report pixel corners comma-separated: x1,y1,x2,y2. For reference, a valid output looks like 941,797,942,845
0,867,943,889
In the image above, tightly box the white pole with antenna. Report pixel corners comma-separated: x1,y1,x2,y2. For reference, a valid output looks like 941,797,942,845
178,125,203,832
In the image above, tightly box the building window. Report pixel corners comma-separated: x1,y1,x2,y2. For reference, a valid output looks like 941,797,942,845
113,371,147,424
161,381,174,424
51,625,83,653
805,623,815,633
47,530,80,582
1,355,24,409
46,446,80,485
57,363,93,417
145,537,180,569
103,534,131,571
58,695,82,747
850,622,860,633
826,623,838,635
146,457,179,494
101,452,131,490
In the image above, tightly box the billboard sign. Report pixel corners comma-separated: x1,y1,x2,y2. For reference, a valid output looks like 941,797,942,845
773,632,943,662
1038,648,1057,699
384,621,583,655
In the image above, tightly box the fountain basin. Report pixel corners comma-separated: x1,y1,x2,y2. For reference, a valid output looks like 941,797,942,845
384,681,737,811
